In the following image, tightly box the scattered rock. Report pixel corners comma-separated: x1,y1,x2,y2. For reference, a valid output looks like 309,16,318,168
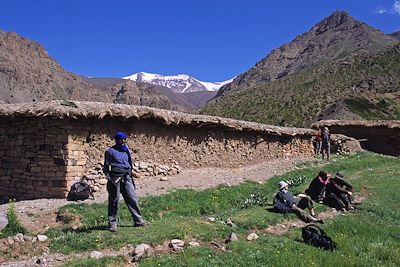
7,236,14,245
90,251,103,259
168,239,185,252
207,217,216,222
246,233,259,241
98,178,108,185
225,218,237,228
14,233,24,242
36,256,46,265
92,185,100,192
170,239,185,247
82,161,182,191
23,235,33,242
171,244,184,252
132,243,153,262
221,182,231,187
225,232,239,243
37,234,48,242
188,241,200,247
139,162,148,169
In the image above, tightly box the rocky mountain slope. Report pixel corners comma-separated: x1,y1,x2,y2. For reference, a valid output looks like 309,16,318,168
389,30,400,41
201,43,400,127
0,30,202,111
123,72,234,93
0,31,112,103
215,11,398,98
82,77,200,111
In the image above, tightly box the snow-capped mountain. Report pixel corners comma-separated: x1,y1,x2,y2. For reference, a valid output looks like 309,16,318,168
123,72,234,94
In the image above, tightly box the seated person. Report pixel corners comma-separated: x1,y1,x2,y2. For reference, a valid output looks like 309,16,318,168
324,172,354,211
273,181,323,223
305,171,331,203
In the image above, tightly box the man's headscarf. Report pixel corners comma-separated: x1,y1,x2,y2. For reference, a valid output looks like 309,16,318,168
114,131,132,167
114,131,127,140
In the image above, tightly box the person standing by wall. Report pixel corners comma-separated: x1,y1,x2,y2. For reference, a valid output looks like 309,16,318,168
312,128,323,155
321,127,331,161
103,131,146,232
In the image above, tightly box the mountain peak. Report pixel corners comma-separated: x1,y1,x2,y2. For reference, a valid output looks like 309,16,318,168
215,11,397,97
123,72,234,93
313,11,356,34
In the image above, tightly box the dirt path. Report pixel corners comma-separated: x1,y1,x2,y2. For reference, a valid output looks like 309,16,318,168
0,156,318,233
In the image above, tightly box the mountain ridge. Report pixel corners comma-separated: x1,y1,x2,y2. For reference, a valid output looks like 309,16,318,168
215,11,398,98
123,72,234,93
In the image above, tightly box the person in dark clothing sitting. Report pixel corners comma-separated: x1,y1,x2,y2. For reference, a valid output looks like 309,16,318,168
305,171,331,203
273,181,323,223
324,172,354,211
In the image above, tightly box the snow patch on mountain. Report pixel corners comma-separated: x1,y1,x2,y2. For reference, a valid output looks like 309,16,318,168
123,72,234,93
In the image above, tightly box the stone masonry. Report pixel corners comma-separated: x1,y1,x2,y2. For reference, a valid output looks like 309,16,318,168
0,101,360,201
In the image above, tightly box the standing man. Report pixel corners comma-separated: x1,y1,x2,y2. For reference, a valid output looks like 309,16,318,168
103,131,145,232
321,127,331,161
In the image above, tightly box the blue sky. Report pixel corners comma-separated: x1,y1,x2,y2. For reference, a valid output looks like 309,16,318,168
1,0,399,81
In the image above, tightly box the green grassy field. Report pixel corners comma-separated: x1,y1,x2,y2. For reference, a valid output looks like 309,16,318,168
1,152,399,266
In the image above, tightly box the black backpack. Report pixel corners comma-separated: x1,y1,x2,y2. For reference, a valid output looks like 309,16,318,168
302,224,337,251
67,181,94,201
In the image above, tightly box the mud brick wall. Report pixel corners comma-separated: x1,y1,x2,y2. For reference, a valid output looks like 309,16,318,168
68,117,314,171
0,116,315,201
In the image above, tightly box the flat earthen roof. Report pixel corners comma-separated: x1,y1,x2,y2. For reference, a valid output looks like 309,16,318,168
0,100,315,137
313,120,400,129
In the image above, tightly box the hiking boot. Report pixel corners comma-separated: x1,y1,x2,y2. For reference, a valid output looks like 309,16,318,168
109,224,117,232
133,222,147,228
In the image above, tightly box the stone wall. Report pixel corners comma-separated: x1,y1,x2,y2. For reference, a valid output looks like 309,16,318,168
0,116,315,202
4,101,370,202
72,117,314,169
0,117,80,201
